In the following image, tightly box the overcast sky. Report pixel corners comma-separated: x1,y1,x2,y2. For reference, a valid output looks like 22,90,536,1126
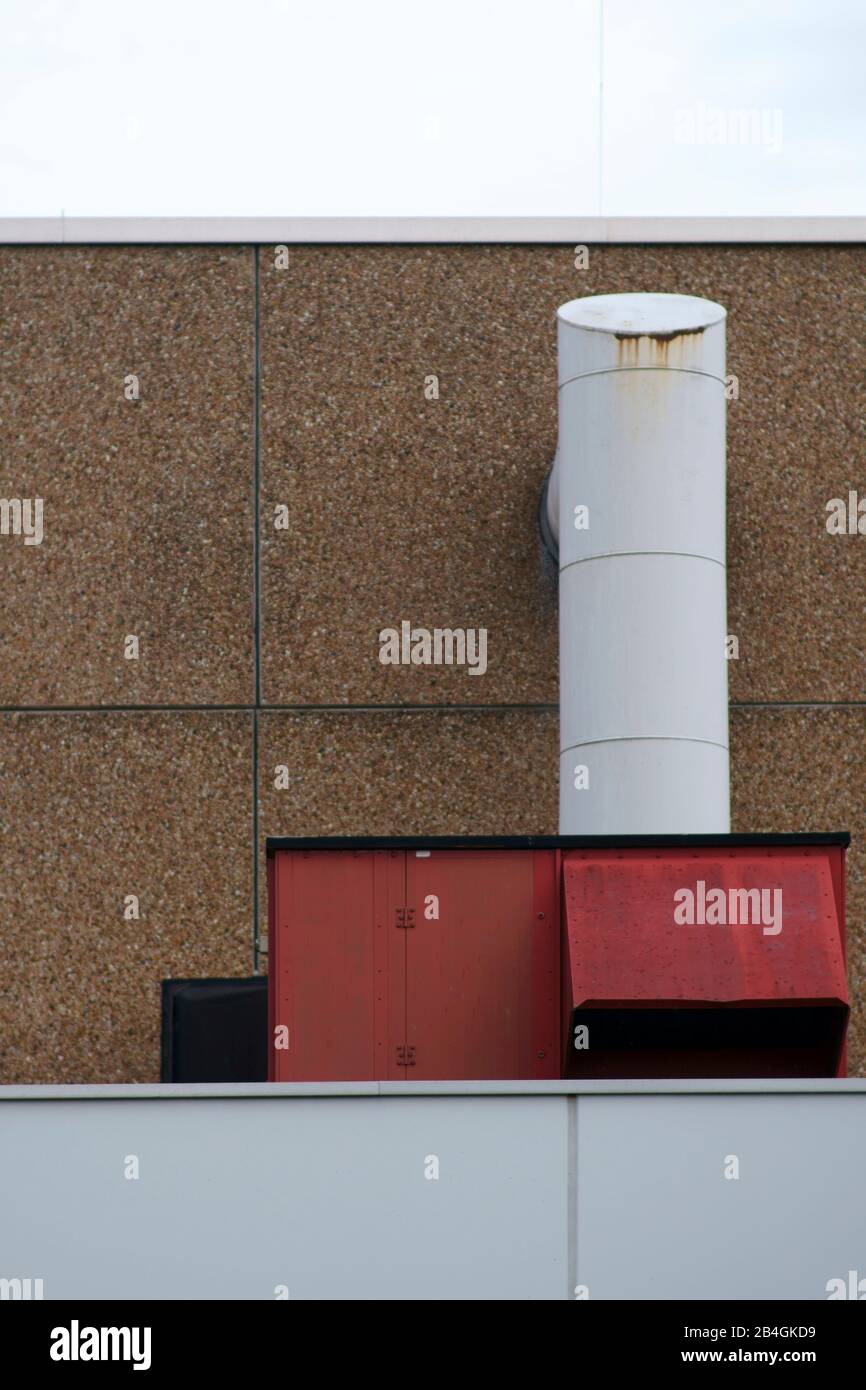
0,0,863,217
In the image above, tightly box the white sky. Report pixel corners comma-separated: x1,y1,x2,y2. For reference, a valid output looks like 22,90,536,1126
0,0,863,217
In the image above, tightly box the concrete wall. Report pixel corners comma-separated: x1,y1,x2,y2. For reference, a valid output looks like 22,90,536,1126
1,244,864,1083
1,1080,864,1300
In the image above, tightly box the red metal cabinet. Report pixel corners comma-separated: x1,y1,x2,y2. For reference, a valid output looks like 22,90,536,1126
269,846,559,1081
405,849,559,1079
269,835,848,1083
561,844,848,1079
269,848,405,1081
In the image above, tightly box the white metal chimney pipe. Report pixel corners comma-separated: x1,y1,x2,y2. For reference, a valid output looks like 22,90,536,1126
546,292,729,834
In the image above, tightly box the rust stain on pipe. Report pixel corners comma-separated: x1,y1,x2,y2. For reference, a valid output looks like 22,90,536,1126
614,326,707,367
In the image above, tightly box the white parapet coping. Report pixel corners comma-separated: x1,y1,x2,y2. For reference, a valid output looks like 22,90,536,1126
1,1078,865,1100
0,216,864,245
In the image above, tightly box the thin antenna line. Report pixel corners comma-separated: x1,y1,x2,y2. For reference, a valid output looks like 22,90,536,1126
598,0,604,217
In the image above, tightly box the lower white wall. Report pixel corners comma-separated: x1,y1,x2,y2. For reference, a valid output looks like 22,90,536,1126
0,1082,863,1300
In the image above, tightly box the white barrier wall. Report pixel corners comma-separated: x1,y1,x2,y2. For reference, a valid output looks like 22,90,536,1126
0,1081,863,1301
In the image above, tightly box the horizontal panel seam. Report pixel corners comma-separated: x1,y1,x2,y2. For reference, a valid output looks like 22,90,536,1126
562,735,729,753
560,550,725,573
0,701,863,714
559,366,726,388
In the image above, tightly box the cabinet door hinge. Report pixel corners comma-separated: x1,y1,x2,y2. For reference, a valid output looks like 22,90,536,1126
396,1045,416,1066
395,907,415,928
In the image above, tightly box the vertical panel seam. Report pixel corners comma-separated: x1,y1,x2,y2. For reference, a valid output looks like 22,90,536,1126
253,245,262,707
252,708,259,970
567,1094,578,1299
403,850,409,1076
252,246,262,970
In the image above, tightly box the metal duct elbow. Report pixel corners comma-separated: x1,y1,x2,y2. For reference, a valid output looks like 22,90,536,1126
544,292,730,834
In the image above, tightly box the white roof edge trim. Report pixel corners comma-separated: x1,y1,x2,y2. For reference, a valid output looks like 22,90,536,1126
0,216,864,245
1,1079,865,1100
